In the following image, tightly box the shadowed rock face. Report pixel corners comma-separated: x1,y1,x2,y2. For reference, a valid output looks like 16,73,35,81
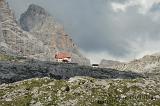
20,4,50,32
0,0,90,65
0,60,144,84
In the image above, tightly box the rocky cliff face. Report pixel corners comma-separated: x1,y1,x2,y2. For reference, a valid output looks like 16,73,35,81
0,0,51,60
0,1,90,65
100,54,160,72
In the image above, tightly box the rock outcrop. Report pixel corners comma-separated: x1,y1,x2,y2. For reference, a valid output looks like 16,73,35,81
0,0,90,65
100,54,160,72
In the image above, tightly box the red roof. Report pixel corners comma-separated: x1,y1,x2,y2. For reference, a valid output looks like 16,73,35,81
55,52,71,59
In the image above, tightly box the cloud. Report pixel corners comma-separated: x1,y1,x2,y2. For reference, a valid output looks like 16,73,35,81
112,0,160,14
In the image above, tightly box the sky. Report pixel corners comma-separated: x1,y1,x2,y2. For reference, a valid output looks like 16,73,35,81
7,0,160,63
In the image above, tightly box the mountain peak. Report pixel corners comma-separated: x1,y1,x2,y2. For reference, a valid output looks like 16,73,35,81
20,4,50,31
27,4,49,16
19,4,90,65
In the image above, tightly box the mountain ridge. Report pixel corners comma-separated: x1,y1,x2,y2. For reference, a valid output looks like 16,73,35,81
100,53,160,72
